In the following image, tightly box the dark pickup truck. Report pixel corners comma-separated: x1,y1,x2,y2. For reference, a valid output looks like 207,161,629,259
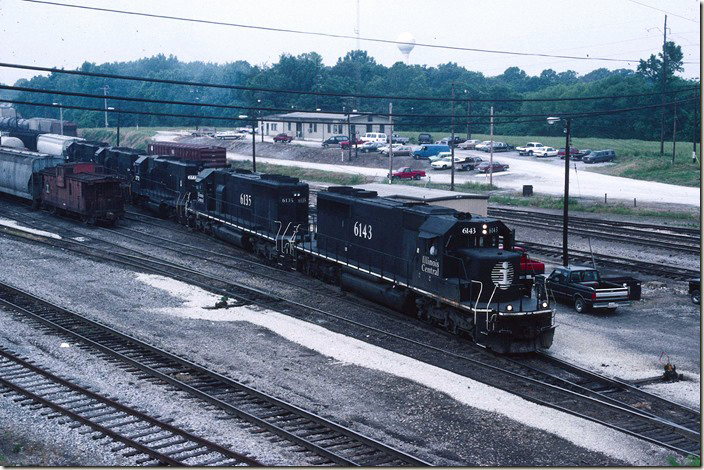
536,266,630,313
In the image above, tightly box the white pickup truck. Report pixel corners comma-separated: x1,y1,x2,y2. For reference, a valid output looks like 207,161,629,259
516,142,545,156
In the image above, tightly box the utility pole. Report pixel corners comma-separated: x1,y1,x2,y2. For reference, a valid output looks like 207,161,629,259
450,82,455,191
388,102,394,184
693,89,698,163
672,103,677,165
489,106,494,186
103,85,109,128
466,96,471,139
659,15,668,156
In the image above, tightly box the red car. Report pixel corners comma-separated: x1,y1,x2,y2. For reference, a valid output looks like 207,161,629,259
557,147,581,159
340,137,365,149
389,167,426,180
476,161,509,173
273,133,294,143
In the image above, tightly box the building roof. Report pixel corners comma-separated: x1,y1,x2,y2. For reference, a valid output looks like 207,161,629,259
262,112,388,122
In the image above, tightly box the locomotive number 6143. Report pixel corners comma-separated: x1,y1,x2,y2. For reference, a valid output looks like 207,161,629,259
353,221,373,240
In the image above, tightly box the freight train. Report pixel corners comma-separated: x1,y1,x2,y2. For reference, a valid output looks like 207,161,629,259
0,137,555,353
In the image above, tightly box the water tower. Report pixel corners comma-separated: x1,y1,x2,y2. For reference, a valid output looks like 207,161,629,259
396,32,416,63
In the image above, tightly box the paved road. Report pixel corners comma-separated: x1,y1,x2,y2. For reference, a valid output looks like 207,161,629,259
226,146,700,207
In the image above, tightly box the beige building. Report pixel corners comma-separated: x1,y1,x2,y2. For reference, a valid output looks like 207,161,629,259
260,112,392,141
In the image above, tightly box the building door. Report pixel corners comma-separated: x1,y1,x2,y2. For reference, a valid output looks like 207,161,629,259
296,122,302,138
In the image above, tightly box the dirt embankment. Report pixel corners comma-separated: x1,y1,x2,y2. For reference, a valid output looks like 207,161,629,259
177,137,426,170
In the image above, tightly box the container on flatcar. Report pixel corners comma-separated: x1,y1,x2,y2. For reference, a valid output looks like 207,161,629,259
147,142,227,168
0,147,63,204
39,162,124,225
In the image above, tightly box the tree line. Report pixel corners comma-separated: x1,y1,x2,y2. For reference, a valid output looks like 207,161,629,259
9,42,699,142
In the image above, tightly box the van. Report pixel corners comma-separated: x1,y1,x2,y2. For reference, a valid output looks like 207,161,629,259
582,149,616,164
361,132,388,143
411,144,451,160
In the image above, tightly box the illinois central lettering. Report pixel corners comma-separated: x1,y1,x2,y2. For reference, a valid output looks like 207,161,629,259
421,255,440,276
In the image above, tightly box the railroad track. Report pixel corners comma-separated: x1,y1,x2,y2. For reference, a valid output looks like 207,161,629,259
0,282,429,467
489,207,701,256
1,203,699,459
0,347,261,466
519,240,699,280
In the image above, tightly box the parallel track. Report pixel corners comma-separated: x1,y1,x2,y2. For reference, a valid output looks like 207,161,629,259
0,282,429,467
0,202,699,459
0,347,261,466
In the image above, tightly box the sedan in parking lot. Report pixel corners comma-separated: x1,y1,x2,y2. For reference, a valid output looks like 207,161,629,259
358,142,385,153
379,144,413,156
457,139,481,150
340,137,365,149
431,156,469,170
474,140,493,151
533,146,558,157
476,161,509,173
273,133,294,143
322,135,349,147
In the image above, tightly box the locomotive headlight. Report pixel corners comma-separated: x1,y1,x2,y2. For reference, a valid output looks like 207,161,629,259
482,224,488,229
506,304,513,312
542,301,549,308
482,230,488,235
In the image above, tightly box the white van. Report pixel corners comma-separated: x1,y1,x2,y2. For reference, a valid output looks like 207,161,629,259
361,132,388,143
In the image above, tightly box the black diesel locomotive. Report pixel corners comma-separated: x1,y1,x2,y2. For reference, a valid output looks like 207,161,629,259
60,142,555,353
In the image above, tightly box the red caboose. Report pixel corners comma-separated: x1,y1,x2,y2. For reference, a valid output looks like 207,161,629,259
40,162,125,225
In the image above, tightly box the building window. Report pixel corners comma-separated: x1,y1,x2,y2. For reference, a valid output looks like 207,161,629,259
367,115,373,122
314,123,317,132
327,124,331,133
379,124,385,133
366,124,372,132
271,123,277,131
288,122,291,131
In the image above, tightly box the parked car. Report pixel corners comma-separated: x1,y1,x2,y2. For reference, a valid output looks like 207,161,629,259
689,278,700,304
536,266,631,313
516,142,545,156
418,133,434,144
474,141,493,151
357,142,385,153
582,149,616,163
390,134,410,144
428,151,452,163
431,156,470,170
481,142,513,152
436,136,467,147
360,132,388,143
457,139,481,150
533,146,558,157
557,147,580,158
459,156,484,170
389,167,426,180
340,137,365,149
322,135,349,148
379,144,412,156
411,144,451,160
476,161,509,173
560,148,588,160
273,133,293,143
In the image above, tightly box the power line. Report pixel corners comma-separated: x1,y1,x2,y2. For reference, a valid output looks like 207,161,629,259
0,63,698,106
4,83,699,121
2,95,696,126
626,0,698,23
22,0,695,64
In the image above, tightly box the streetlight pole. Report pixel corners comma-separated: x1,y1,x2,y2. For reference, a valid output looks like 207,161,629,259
52,102,63,135
107,107,119,146
548,116,571,266
450,82,455,191
103,85,109,128
239,114,255,172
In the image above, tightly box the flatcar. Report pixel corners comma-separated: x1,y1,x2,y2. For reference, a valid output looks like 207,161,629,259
40,162,124,225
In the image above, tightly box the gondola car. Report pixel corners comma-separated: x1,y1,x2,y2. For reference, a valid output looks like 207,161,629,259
39,162,124,225
187,168,309,259
297,186,554,353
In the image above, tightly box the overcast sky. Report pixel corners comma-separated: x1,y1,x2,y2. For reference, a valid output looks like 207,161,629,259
0,0,700,86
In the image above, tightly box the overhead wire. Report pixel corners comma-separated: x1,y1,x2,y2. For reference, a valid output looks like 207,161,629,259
23,0,694,64
0,63,698,105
